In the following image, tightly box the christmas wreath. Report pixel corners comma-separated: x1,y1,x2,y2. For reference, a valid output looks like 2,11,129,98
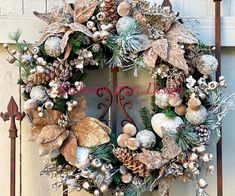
3,0,235,195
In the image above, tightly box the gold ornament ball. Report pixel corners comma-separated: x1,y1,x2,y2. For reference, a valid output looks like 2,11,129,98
123,123,137,136
127,138,139,151
174,104,186,116
117,2,131,16
121,173,133,183
117,133,130,148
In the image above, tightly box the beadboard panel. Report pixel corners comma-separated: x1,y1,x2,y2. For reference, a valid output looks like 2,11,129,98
23,0,46,14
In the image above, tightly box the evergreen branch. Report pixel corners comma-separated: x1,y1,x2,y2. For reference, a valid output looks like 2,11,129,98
8,29,22,43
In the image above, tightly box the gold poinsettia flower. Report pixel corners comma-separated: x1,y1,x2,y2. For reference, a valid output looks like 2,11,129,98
34,0,96,57
26,96,111,165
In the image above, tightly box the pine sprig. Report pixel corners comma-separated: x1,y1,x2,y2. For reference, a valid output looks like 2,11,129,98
170,128,199,151
8,29,22,43
139,107,153,131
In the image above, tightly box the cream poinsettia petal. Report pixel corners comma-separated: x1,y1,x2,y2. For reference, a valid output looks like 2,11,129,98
60,28,74,53
74,0,97,24
33,11,61,24
69,23,93,37
166,22,198,44
152,39,168,60
167,41,188,73
143,47,159,68
62,0,74,15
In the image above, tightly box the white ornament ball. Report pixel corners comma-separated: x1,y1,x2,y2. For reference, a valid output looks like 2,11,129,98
155,89,169,109
44,36,62,57
185,106,208,125
76,147,90,169
116,16,137,34
196,54,218,76
151,113,184,138
23,99,38,110
136,130,156,149
123,123,137,136
30,86,48,103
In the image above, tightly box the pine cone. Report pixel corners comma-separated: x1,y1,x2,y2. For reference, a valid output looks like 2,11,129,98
113,148,151,177
166,69,185,92
25,61,72,85
195,125,211,144
100,0,119,23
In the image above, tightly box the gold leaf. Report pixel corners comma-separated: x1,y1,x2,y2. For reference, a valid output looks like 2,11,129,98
167,41,188,73
36,125,67,144
166,22,198,44
152,39,168,61
68,96,87,123
74,0,97,24
26,108,62,127
71,117,110,147
61,134,78,165
138,149,168,170
69,23,93,37
37,125,69,156
60,28,74,53
88,117,111,135
143,48,158,68
161,131,182,160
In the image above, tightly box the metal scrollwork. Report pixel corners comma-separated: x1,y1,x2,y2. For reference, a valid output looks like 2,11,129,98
96,87,113,125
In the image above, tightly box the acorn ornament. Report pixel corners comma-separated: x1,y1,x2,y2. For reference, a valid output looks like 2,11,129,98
174,104,186,116
188,97,201,110
44,36,61,57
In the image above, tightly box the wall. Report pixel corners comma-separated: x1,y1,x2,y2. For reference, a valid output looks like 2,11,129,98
0,1,235,196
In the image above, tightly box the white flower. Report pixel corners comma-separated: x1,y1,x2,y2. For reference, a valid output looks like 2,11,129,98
186,76,196,89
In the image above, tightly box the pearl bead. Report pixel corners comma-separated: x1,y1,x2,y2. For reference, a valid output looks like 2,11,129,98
11,49,16,55
68,107,73,111
3,43,8,49
72,101,78,106
38,112,44,117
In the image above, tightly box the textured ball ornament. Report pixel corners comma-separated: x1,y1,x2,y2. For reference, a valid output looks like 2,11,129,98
196,54,218,77
117,133,130,147
186,106,208,125
151,113,184,138
44,36,61,57
127,138,139,151
30,85,48,103
136,130,156,149
116,16,136,34
155,89,169,109
123,123,137,136
23,99,38,110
